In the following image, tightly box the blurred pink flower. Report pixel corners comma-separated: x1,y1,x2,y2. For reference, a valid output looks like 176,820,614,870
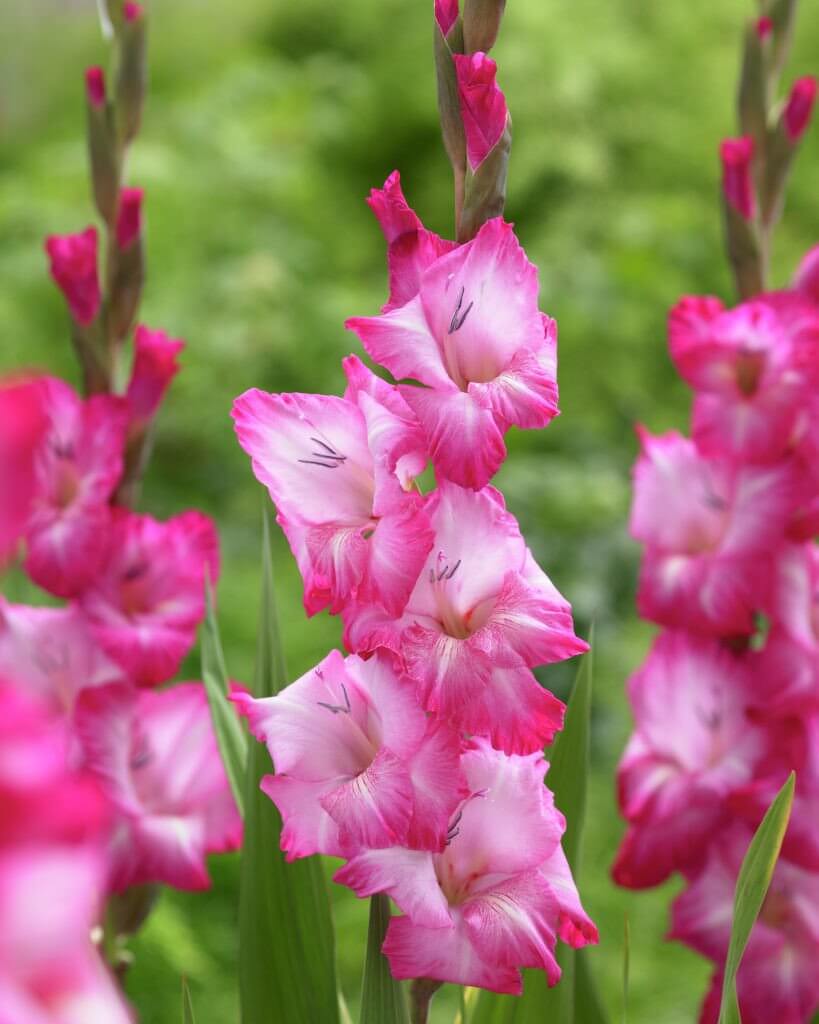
347,218,559,489
336,739,597,994
24,378,128,598
79,508,219,686
613,631,780,888
631,428,801,635
671,825,819,1024
345,482,585,753
74,681,241,891
0,376,47,566
232,355,432,617
233,649,465,858
44,227,101,326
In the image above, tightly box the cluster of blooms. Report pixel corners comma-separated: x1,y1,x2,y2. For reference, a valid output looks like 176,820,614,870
0,14,240,1017
613,70,819,1021
231,1,596,995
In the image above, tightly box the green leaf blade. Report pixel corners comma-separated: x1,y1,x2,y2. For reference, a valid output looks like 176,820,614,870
359,894,409,1024
238,503,340,1024
201,580,247,818
717,772,795,1024
181,977,196,1024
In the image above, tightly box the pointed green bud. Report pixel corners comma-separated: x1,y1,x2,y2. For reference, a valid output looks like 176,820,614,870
116,3,147,146
85,67,120,225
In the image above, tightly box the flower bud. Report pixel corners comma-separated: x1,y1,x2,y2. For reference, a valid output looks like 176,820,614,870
116,187,144,249
116,1,147,145
434,0,459,38
44,228,101,326
720,136,756,220
462,0,506,55
755,16,773,41
737,18,769,146
126,325,184,424
453,52,508,172
783,76,817,142
85,66,119,225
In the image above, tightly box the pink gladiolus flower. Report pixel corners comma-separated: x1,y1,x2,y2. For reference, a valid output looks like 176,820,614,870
232,355,432,617
435,0,458,36
671,825,819,1024
345,482,585,754
24,377,129,599
233,649,465,858
335,739,597,994
126,324,185,424
74,682,241,891
453,52,508,171
79,508,219,686
0,601,124,719
85,66,106,108
783,76,817,142
668,295,819,462
612,632,776,889
44,227,101,326
0,680,131,1024
720,136,756,221
347,218,559,489
0,376,47,566
115,187,144,249
367,171,456,313
630,428,800,635
795,244,819,306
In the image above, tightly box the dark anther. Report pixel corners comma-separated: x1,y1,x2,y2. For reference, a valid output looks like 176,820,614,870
446,559,461,580
448,286,474,334
436,558,461,582
123,562,148,582
317,682,352,715
130,748,151,771
298,436,348,469
445,808,464,845
51,439,75,459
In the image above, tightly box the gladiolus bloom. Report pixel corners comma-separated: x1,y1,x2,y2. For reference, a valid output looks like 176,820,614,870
347,218,559,489
453,52,508,171
126,325,185,424
233,649,465,858
345,482,585,753
336,740,597,994
232,355,432,618
79,508,219,686
74,682,242,891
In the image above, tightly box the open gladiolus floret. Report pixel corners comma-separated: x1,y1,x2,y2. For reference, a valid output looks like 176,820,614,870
233,167,595,996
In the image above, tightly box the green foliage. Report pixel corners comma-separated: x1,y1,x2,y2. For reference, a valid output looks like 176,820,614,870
200,580,247,817
717,773,795,1024
237,506,340,1024
359,895,409,1024
182,978,197,1024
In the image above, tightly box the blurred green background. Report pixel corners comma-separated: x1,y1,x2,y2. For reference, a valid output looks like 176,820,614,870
2,0,818,1020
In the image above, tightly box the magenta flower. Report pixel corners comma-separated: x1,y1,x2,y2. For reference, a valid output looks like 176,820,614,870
126,324,185,424
233,649,465,859
669,295,819,462
335,739,597,994
79,508,219,686
24,377,128,598
0,601,124,719
0,680,130,1024
44,227,101,326
346,481,585,753
671,825,819,1024
612,631,776,889
631,428,801,635
232,355,432,617
453,52,509,170
74,681,241,891
367,171,456,313
783,76,817,142
0,376,47,565
347,218,559,489
720,136,756,221
434,0,458,36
